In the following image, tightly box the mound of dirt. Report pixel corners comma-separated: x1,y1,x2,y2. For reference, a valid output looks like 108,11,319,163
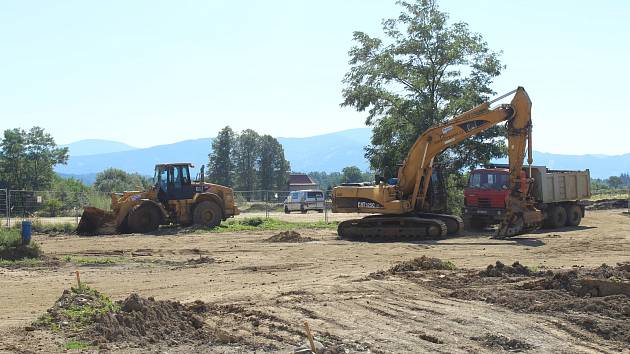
33,286,118,331
389,256,456,273
88,294,212,345
186,256,215,265
479,261,537,277
266,231,314,243
587,199,628,210
471,333,534,351
423,262,630,344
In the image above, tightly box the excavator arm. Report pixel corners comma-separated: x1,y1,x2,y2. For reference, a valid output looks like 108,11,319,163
395,87,542,236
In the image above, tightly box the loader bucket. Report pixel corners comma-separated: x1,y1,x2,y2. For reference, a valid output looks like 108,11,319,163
77,207,118,235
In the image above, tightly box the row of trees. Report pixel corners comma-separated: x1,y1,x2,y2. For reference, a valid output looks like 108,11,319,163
309,166,374,190
208,127,290,191
591,173,630,190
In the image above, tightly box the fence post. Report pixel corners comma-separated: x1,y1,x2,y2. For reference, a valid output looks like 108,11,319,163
7,190,10,228
4,189,7,228
324,191,329,224
265,190,269,219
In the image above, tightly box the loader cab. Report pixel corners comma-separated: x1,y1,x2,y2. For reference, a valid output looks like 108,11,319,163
154,163,195,201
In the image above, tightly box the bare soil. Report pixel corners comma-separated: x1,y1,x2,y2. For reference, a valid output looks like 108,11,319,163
0,209,629,353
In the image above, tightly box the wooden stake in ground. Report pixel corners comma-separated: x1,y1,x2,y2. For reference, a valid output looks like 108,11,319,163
75,270,81,288
303,320,316,352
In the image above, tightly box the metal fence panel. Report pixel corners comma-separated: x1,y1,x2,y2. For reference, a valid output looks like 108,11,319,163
7,190,111,227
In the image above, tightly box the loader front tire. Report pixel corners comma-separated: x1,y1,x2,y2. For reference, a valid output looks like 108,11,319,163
128,204,161,233
194,201,222,228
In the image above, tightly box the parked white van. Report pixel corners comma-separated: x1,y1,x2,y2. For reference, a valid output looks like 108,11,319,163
284,190,325,213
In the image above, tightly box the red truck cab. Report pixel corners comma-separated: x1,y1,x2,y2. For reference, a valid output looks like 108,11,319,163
463,167,526,229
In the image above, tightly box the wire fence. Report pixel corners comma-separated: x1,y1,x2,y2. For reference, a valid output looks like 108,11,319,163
4,187,627,228
1,189,342,227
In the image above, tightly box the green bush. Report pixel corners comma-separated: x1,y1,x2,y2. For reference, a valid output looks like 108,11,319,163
0,228,41,260
240,217,264,227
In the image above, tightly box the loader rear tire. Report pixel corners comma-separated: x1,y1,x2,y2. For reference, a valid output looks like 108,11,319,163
565,204,582,226
127,204,161,233
194,201,222,228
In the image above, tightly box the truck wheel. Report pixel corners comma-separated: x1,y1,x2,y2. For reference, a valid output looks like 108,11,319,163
284,206,290,214
565,205,582,226
193,201,222,228
300,205,307,214
547,206,567,228
128,204,161,233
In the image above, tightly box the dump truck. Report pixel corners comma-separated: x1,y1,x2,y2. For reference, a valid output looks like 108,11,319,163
332,87,543,239
463,164,591,230
77,163,239,235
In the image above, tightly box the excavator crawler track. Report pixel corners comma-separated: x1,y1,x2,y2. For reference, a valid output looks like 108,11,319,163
415,213,464,236
337,216,448,241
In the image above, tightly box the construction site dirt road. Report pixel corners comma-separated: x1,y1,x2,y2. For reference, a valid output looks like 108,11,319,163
1,209,628,353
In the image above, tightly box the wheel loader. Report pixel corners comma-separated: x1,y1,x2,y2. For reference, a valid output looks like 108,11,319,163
77,163,239,235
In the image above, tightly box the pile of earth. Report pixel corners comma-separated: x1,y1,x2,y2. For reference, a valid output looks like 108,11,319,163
33,286,233,348
586,198,628,210
479,261,539,277
369,256,456,279
428,262,630,344
266,230,314,243
186,256,215,265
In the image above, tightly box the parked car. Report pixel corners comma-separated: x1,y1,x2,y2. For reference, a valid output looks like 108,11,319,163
284,190,325,213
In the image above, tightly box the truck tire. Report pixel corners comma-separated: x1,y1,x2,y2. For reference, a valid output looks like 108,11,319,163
284,206,290,214
193,201,222,228
547,206,567,229
300,205,307,214
565,204,582,226
127,204,161,233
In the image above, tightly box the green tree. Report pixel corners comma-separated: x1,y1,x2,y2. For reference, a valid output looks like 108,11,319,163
272,138,290,190
342,0,505,178
607,175,624,189
233,129,260,191
93,168,150,193
208,126,235,186
341,166,364,183
0,127,68,190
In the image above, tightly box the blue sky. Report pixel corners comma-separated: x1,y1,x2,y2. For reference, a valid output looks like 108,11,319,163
1,1,628,154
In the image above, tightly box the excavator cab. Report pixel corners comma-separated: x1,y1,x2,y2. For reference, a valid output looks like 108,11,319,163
154,163,195,201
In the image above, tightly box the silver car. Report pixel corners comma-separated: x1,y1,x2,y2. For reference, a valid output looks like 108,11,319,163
284,190,324,213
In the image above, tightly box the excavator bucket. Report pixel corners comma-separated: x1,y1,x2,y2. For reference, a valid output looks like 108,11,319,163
495,196,543,238
76,207,118,235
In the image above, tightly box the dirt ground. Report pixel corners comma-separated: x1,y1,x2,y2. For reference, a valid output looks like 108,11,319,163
1,209,629,353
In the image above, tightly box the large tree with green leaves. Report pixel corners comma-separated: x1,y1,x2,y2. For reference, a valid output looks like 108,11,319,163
208,126,235,186
342,0,505,178
0,127,69,190
258,135,291,191
233,129,260,191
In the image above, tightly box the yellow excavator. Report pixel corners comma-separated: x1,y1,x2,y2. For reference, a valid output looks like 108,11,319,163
332,87,543,239
77,163,239,235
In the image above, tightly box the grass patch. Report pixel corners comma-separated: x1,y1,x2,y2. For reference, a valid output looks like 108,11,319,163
0,228,41,260
63,340,92,350
207,217,337,233
0,258,46,267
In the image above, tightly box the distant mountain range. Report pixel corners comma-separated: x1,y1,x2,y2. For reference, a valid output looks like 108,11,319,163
56,128,628,182
61,139,136,156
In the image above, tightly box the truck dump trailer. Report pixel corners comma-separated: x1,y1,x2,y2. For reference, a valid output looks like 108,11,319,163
463,165,591,230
